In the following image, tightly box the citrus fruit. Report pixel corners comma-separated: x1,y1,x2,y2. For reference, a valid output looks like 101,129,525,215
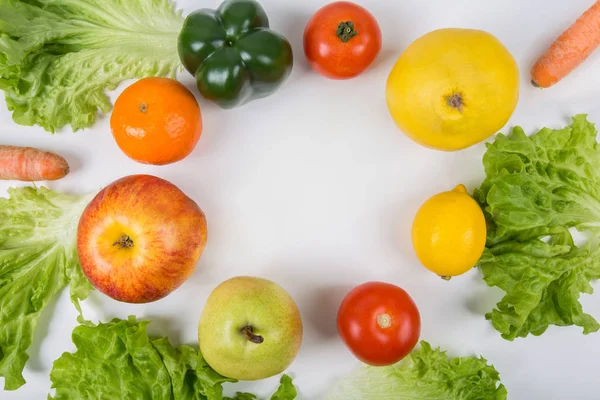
411,184,486,279
386,28,519,151
110,77,202,165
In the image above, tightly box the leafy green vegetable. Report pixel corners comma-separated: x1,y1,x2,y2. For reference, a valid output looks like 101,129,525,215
0,186,94,390
0,0,184,132
475,114,600,340
325,341,507,400
50,316,297,400
224,375,296,400
264,375,297,400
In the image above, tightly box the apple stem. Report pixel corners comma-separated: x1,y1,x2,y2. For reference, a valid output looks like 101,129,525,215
113,235,134,249
240,325,264,344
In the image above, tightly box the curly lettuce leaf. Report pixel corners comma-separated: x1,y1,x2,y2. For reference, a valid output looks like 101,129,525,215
0,0,183,132
0,187,94,390
224,375,297,400
153,337,236,400
475,114,600,339
476,114,600,243
265,375,297,400
479,231,600,339
325,341,507,400
50,316,297,400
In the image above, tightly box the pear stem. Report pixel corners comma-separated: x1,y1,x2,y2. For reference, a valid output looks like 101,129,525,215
241,325,264,344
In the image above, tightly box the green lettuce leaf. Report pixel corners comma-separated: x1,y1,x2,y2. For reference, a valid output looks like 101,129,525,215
479,231,600,339
153,337,235,400
325,341,507,400
0,186,94,390
50,316,297,400
224,375,297,400
266,375,297,400
475,114,600,340
226,395,257,400
0,0,183,132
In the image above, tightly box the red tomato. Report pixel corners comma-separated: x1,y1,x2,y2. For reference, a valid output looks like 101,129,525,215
303,1,382,79
337,281,421,366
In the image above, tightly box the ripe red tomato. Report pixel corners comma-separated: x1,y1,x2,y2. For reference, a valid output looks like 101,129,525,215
303,1,382,79
337,281,421,366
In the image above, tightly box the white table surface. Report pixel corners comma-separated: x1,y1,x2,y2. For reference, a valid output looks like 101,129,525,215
3,0,600,398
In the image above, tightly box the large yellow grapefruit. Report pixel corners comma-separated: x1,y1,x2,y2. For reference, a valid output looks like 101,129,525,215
386,28,519,151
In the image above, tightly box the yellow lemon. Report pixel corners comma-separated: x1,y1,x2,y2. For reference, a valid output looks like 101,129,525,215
411,185,486,279
386,28,519,151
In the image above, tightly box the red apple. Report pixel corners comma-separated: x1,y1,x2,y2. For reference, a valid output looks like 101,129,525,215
77,174,207,303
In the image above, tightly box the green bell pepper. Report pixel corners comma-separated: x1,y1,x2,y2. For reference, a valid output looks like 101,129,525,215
177,0,294,109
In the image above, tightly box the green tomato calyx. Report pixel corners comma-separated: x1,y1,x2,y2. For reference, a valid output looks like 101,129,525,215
336,21,358,43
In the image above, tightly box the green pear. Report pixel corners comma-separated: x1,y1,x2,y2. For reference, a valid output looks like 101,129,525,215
198,276,303,380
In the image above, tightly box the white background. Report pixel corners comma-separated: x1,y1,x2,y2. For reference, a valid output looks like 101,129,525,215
3,0,600,398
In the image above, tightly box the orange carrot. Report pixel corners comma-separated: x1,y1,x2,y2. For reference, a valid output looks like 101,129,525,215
531,0,600,88
0,145,70,181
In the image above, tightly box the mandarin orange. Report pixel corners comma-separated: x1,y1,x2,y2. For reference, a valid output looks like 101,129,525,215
110,77,202,165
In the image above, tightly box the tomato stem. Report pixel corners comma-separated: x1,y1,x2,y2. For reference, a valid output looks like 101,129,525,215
336,21,358,43
113,235,134,249
440,275,452,281
377,313,392,329
240,325,264,344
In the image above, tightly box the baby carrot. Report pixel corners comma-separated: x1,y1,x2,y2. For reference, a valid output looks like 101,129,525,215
531,0,600,88
0,145,70,181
